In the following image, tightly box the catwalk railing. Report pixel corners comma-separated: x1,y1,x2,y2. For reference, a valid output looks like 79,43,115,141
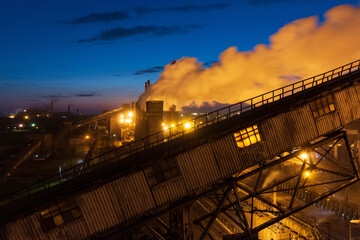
0,59,360,209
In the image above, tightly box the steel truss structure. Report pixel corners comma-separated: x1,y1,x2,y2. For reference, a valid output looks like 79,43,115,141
96,130,359,240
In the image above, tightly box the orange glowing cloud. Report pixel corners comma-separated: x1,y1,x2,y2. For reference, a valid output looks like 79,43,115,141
137,4,360,110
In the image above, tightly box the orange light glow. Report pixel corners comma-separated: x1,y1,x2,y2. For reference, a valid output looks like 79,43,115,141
300,153,308,160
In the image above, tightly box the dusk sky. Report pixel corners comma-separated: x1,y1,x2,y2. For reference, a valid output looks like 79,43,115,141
1,0,359,114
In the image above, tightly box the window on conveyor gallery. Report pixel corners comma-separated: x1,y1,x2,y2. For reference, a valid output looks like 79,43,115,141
233,125,261,148
145,157,180,186
310,95,336,119
39,198,82,231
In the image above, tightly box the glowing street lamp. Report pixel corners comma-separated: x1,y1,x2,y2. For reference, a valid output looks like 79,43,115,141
184,122,191,129
300,152,308,160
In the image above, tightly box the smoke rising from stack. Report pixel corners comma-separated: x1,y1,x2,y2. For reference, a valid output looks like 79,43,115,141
137,4,360,110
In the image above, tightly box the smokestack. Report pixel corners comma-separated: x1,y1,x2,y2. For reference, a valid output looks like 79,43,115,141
145,80,151,91
76,108,79,115
50,101,53,113
67,105,70,113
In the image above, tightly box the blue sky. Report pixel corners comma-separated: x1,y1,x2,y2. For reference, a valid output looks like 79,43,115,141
0,0,358,114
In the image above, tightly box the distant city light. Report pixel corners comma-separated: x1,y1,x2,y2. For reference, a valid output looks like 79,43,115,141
120,118,124,123
31,123,36,127
8,115,15,119
19,124,23,128
128,112,133,117
163,126,168,130
85,135,90,139
24,116,29,119
171,124,175,127
304,171,310,177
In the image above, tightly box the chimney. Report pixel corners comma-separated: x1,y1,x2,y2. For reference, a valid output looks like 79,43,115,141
50,101,53,113
76,108,79,115
145,80,151,91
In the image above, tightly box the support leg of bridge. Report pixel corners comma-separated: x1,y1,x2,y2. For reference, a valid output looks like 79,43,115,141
168,203,194,240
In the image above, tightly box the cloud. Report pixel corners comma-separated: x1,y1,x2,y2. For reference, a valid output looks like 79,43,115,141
134,3,230,16
43,94,70,98
248,0,315,6
203,61,216,67
0,82,37,90
0,83,16,88
58,11,130,25
78,25,200,43
137,4,360,110
135,66,164,75
59,4,229,26
74,92,100,97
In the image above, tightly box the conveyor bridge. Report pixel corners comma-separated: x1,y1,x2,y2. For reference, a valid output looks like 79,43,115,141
1,60,360,239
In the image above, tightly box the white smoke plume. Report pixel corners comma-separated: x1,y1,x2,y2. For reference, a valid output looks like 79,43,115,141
137,4,360,110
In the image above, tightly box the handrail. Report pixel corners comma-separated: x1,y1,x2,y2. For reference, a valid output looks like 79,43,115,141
0,59,359,209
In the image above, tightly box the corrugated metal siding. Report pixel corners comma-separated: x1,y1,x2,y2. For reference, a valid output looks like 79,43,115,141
315,112,342,136
260,113,295,156
237,141,269,170
285,106,318,146
0,226,7,240
177,144,221,192
107,171,156,223
78,171,155,235
152,177,188,206
334,87,360,125
47,219,90,240
353,84,360,101
210,135,244,178
76,187,112,234
347,86,360,120
3,214,48,240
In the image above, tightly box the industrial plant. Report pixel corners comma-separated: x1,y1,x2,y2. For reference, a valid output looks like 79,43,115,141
0,60,360,239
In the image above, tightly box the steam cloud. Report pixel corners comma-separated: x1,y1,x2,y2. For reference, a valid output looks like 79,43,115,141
137,4,360,110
